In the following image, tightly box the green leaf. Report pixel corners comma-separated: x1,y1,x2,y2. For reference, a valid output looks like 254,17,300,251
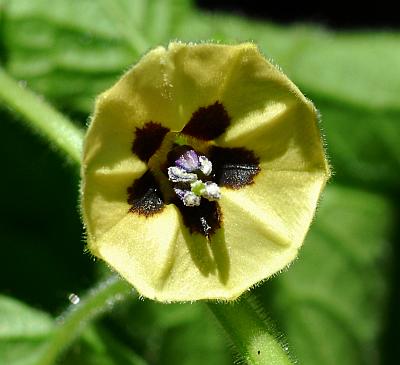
258,184,393,365
2,0,191,113
61,325,147,365
313,96,400,190
159,305,231,365
0,295,54,339
0,295,53,365
108,300,232,365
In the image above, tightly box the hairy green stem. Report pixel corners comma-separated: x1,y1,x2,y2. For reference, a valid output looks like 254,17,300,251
0,67,84,164
35,276,133,365
208,298,293,365
1,69,293,365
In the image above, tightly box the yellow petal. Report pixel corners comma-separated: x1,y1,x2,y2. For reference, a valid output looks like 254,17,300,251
216,45,326,173
167,42,251,126
83,167,146,244
218,100,327,173
222,168,327,247
219,44,299,128
93,166,324,302
94,205,181,298
98,46,181,131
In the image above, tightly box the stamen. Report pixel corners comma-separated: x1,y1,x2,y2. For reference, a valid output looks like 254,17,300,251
199,155,212,175
174,188,186,200
175,150,199,172
168,166,198,183
175,188,201,207
201,181,221,201
168,149,221,207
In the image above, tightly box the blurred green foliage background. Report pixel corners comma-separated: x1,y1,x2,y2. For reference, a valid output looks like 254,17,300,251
0,0,399,364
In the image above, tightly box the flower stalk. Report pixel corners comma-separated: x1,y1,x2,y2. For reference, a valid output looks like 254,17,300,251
34,276,133,365
0,67,84,164
208,298,293,365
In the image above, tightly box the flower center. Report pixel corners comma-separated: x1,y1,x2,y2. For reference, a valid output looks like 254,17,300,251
167,149,221,207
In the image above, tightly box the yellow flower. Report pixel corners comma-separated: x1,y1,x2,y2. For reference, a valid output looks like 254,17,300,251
81,42,330,302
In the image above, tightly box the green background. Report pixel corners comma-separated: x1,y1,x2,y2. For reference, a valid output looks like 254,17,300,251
0,0,399,364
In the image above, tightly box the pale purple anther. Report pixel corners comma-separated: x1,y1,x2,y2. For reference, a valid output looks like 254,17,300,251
173,188,186,200
175,150,199,172
174,188,201,206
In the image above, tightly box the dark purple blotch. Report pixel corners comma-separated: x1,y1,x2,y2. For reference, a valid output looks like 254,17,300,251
210,146,260,189
132,122,169,162
182,102,230,140
175,199,222,237
127,170,164,216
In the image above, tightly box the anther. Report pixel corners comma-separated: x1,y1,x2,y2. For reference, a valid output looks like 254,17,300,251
175,150,200,172
201,181,221,201
199,155,212,175
174,188,201,206
168,166,198,183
